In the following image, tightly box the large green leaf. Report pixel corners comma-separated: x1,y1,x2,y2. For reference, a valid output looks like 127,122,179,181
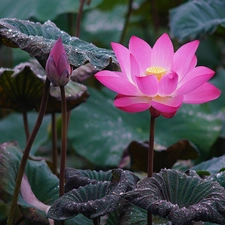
124,169,225,225
68,88,221,167
0,142,21,203
117,203,147,225
208,68,225,137
118,204,171,225
169,0,225,42
81,0,155,49
0,0,103,21
208,171,225,189
0,18,118,70
82,3,126,47
106,201,172,225
0,141,58,224
192,155,225,174
155,104,221,160
0,112,50,155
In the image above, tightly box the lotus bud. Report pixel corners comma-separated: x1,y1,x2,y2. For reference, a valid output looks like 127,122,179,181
46,38,71,86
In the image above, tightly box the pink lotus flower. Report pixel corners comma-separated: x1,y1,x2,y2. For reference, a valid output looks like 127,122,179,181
95,33,221,118
46,38,71,86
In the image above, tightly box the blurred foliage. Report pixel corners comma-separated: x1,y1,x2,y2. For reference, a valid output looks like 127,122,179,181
68,87,221,167
169,0,225,42
0,0,225,224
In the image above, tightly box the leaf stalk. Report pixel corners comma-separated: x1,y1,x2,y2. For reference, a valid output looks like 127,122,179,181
7,78,50,225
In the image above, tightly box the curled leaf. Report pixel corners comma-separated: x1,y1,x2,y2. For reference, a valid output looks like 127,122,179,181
65,168,112,192
124,169,225,225
71,63,98,83
65,168,139,193
0,61,89,113
0,63,44,112
48,169,138,220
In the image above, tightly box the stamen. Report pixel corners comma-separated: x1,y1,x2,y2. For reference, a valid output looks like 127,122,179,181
145,66,167,80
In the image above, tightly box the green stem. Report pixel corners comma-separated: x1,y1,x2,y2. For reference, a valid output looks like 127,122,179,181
67,13,75,36
147,211,152,225
75,0,86,37
13,215,24,225
147,115,156,225
52,112,58,175
7,78,50,225
120,0,133,44
59,86,67,197
150,0,160,36
22,111,30,141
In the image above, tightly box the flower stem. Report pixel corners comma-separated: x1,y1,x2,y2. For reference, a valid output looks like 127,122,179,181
51,112,58,175
148,115,155,178
147,114,156,225
59,86,67,197
93,217,100,225
7,78,50,225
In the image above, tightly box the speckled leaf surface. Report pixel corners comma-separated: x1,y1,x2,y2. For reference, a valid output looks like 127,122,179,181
65,169,113,192
48,169,135,220
65,168,139,193
124,169,225,225
0,18,118,70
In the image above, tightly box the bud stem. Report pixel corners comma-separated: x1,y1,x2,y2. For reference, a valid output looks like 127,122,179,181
59,86,67,197
59,85,67,225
